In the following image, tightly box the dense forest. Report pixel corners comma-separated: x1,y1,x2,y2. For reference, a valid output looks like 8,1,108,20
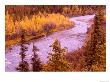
5,5,105,16
5,5,106,72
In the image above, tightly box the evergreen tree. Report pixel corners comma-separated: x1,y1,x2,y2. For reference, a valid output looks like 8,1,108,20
31,43,42,71
16,29,29,72
83,7,105,71
91,7,105,71
46,39,70,71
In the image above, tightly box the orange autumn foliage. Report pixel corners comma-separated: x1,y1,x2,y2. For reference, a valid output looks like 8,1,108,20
5,12,74,40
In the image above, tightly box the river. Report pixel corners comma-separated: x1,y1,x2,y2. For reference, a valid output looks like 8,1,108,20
5,15,95,72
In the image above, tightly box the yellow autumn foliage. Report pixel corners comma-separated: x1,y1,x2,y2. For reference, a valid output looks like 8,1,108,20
5,12,74,38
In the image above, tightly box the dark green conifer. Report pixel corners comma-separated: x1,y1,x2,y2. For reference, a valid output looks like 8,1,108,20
47,39,70,71
16,29,29,72
83,7,105,71
31,43,42,71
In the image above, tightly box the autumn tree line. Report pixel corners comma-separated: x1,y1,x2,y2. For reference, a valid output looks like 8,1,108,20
6,5,77,45
5,5,105,17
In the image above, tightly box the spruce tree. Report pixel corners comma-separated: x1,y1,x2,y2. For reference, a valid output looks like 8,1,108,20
31,43,42,71
91,7,105,71
83,7,105,71
46,39,69,71
16,29,29,72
